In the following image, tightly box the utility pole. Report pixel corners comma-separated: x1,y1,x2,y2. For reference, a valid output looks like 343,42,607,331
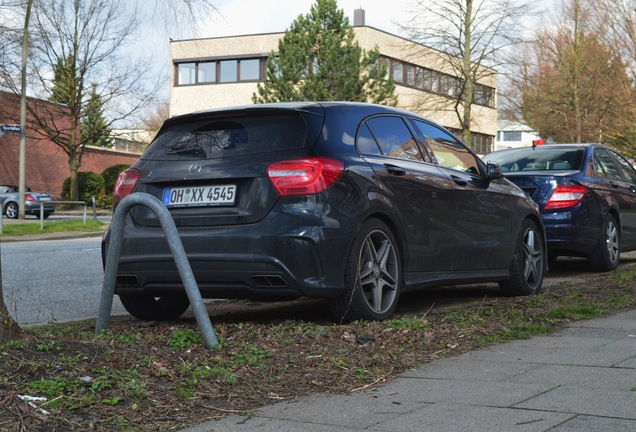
19,0,34,219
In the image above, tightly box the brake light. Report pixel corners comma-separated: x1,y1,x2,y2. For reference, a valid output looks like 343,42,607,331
267,157,344,196
25,193,36,202
544,185,587,210
113,168,140,204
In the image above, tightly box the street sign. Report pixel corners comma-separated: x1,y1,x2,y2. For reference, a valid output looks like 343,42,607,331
0,124,21,133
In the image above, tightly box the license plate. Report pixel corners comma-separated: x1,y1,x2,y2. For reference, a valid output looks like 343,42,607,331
162,185,237,207
39,196,52,201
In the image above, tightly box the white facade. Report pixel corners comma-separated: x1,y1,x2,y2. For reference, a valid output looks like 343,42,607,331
495,120,542,151
169,16,498,152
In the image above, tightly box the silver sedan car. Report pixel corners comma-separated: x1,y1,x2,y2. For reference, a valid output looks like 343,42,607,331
0,184,55,219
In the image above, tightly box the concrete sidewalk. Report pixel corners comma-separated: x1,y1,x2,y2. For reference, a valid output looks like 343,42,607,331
183,309,636,432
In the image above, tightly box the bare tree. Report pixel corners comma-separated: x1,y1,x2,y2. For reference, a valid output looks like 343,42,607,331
0,0,218,341
593,0,636,81
516,0,636,148
0,0,218,201
400,0,531,149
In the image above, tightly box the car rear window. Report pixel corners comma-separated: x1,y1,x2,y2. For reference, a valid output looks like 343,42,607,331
485,148,584,172
142,112,307,161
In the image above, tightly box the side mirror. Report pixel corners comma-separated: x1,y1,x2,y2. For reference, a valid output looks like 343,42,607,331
487,162,504,180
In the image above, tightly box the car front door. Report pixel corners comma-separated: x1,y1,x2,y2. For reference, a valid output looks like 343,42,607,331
411,120,515,271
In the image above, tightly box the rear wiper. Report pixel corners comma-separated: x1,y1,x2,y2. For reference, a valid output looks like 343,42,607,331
167,146,206,157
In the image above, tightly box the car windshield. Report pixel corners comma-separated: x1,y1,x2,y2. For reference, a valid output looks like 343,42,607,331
483,147,585,172
142,112,307,161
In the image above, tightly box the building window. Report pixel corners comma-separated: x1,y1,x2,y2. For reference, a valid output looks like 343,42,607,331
392,62,403,83
406,65,416,87
379,56,495,108
198,62,216,83
219,60,238,82
175,57,264,85
503,131,522,141
240,59,260,81
178,63,196,85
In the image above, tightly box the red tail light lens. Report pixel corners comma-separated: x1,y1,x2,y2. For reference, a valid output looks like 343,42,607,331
267,157,344,196
25,193,36,202
544,185,587,210
113,168,140,204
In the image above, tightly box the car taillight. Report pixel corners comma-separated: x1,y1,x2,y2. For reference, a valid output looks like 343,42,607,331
113,168,140,204
267,157,344,196
25,194,36,202
544,185,587,210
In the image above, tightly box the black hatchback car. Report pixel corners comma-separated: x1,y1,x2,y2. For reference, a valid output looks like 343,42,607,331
482,143,636,271
103,102,546,322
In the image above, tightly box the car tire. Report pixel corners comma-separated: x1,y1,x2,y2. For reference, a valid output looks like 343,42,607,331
329,218,401,323
588,214,620,272
119,294,190,321
500,219,545,296
5,202,18,219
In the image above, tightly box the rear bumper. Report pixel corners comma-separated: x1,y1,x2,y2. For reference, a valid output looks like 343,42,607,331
542,209,601,255
102,207,355,300
25,202,55,215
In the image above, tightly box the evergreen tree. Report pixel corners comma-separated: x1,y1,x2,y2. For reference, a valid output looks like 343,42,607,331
253,0,396,105
81,85,113,148
49,54,78,105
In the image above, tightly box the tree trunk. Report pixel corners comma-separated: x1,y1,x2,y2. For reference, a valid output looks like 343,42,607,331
68,147,80,201
0,259,23,342
461,0,474,148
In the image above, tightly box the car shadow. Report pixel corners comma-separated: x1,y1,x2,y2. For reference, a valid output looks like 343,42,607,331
176,252,636,325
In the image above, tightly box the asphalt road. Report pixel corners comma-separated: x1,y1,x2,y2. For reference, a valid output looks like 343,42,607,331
1,237,126,326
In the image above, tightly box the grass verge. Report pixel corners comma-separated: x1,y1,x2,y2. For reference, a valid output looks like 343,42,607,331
0,263,635,431
0,220,105,237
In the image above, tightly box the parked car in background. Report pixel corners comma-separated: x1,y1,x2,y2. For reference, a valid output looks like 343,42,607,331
482,143,636,271
0,184,55,219
103,102,547,323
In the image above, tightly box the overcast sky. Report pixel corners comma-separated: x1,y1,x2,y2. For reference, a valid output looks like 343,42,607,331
201,0,410,38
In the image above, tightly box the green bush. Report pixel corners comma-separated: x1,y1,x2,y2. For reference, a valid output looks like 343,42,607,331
101,164,130,194
61,172,105,203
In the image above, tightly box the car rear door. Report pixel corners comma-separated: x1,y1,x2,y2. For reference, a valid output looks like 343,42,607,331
358,115,457,272
411,120,516,271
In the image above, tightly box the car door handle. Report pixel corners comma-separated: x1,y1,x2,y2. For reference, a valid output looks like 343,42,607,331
385,165,406,176
450,175,468,186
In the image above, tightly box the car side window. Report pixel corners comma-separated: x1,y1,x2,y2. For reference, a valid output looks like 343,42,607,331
609,149,636,184
593,148,622,180
356,123,382,156
411,120,480,175
363,116,425,162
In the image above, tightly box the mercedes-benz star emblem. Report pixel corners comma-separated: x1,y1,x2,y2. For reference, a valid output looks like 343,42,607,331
188,163,202,175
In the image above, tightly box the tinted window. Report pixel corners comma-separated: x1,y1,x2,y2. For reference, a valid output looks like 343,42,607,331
356,123,381,156
593,148,622,179
609,150,636,183
413,120,480,174
365,116,423,161
483,147,584,172
143,113,307,161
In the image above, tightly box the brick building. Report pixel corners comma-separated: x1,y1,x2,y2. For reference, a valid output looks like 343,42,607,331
0,90,140,199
